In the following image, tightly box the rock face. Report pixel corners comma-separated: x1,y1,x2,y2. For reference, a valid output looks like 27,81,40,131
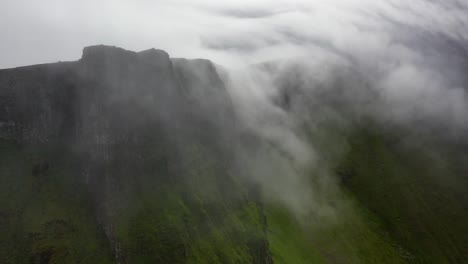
0,45,271,264
0,45,233,144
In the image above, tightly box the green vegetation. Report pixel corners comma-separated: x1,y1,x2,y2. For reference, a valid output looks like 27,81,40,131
266,205,325,264
0,138,268,263
1,120,467,263
265,121,468,264
265,188,406,263
338,125,468,263
0,140,113,263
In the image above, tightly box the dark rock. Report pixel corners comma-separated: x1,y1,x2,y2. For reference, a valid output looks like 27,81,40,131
0,45,233,145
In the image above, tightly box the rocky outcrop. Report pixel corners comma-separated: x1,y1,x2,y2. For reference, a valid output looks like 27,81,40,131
0,45,233,145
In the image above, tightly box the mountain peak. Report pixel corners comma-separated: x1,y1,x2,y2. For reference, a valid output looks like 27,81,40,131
80,45,174,69
81,45,135,60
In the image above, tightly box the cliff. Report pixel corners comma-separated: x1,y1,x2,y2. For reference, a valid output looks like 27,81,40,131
0,45,271,264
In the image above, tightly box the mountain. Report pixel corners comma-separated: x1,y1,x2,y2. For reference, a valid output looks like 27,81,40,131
1,45,467,264
0,45,270,263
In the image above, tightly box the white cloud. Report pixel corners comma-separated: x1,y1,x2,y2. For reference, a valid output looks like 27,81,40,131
1,0,467,216
1,0,466,68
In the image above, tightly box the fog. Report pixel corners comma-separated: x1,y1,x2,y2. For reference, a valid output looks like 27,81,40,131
2,0,468,216
2,1,467,67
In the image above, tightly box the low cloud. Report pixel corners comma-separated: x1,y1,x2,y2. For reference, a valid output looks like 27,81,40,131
2,0,467,216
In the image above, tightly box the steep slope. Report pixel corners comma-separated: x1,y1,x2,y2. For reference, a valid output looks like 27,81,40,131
259,60,468,263
337,123,468,263
260,120,468,264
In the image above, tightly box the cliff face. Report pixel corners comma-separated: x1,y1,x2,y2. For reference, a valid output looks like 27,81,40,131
0,45,271,264
0,45,231,143
0,45,237,177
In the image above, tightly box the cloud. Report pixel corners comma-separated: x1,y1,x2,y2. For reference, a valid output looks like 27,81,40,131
2,0,468,216
2,0,467,69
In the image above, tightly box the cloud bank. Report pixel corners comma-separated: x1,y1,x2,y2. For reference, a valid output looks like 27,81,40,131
2,0,468,216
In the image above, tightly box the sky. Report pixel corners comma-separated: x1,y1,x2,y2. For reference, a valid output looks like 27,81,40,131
1,0,467,69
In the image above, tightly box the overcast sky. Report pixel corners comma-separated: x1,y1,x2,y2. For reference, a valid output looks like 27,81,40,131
1,0,467,69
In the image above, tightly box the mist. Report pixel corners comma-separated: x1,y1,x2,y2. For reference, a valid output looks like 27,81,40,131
2,1,468,263
2,0,468,230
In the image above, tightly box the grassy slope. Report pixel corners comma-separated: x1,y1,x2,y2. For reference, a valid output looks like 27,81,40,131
0,140,114,263
265,123,468,264
339,126,468,263
2,122,467,264
110,142,269,263
265,193,407,264
0,139,268,263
